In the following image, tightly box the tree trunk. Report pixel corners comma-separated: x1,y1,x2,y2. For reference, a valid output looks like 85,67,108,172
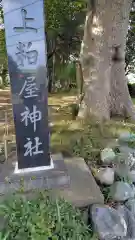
79,0,135,120
109,1,135,119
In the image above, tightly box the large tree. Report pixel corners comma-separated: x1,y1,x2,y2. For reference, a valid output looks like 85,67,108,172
45,0,85,91
79,0,135,120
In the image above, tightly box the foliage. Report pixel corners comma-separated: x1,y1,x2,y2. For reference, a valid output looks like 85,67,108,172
45,0,86,91
54,61,77,91
0,7,8,87
45,0,86,59
0,8,5,64
71,121,114,163
128,82,135,98
0,193,91,240
125,0,135,74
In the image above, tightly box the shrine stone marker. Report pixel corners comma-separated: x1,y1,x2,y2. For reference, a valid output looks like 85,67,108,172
3,0,51,170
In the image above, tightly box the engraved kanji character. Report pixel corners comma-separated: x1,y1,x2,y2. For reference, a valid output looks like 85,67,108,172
21,105,42,132
19,76,38,98
13,9,37,33
24,137,43,157
16,42,38,66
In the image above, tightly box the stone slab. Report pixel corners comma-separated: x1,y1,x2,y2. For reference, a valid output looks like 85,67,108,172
53,156,104,207
0,153,104,208
0,153,70,195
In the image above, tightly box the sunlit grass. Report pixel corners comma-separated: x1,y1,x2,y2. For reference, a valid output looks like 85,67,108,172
48,93,135,160
132,98,135,104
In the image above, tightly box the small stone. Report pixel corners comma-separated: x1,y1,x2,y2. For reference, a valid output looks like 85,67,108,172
114,152,135,179
117,205,135,239
115,162,129,179
128,153,135,169
119,132,135,143
90,204,127,239
114,158,129,179
110,181,135,202
95,167,114,185
119,145,135,155
125,199,135,217
128,170,135,182
101,148,116,164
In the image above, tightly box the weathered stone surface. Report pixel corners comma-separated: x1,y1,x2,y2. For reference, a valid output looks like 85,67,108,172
114,151,135,182
90,204,127,239
101,148,116,164
0,154,103,207
125,199,135,217
119,132,135,143
128,170,135,182
110,182,135,202
0,153,70,195
94,167,114,185
115,162,129,179
117,205,135,239
118,145,135,155
54,157,104,207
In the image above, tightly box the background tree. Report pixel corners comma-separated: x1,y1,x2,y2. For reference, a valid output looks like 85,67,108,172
45,0,86,92
0,7,8,86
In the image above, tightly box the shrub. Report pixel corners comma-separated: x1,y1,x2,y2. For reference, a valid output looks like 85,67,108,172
128,82,135,97
0,193,91,240
71,122,106,163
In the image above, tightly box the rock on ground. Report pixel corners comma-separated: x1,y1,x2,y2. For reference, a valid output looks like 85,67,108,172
90,204,127,239
95,167,114,185
125,199,135,217
110,182,135,202
101,148,116,165
117,205,135,239
119,132,135,143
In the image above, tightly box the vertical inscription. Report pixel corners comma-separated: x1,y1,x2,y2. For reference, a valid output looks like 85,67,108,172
13,8,44,160
3,0,50,169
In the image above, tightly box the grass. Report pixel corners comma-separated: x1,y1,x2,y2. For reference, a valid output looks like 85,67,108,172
49,92,135,163
132,98,135,104
0,193,92,239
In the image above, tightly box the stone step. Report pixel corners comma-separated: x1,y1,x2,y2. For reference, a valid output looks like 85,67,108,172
54,156,104,207
0,154,104,208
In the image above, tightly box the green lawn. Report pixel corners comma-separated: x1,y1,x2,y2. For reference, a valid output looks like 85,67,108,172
132,98,135,104
49,92,135,162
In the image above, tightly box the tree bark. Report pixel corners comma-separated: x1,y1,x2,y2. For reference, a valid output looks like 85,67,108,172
109,1,135,119
79,0,135,120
